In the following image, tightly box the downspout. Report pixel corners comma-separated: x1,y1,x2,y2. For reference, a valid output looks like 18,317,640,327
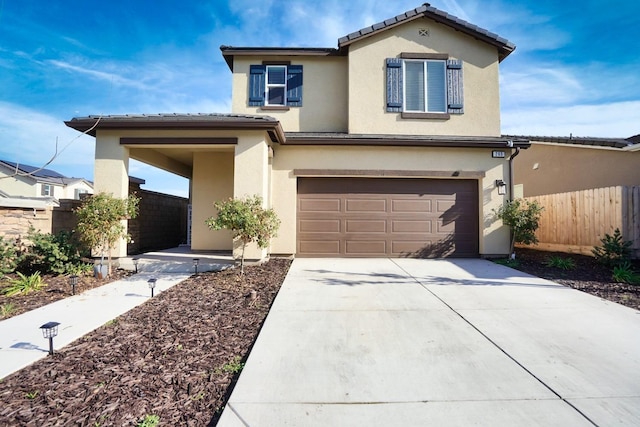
508,144,521,201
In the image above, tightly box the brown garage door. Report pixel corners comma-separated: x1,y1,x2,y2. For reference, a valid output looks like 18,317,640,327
297,178,479,257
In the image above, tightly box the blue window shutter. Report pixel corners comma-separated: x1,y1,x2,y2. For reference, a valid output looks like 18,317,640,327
446,59,464,114
286,65,303,107
386,58,403,112
249,65,265,106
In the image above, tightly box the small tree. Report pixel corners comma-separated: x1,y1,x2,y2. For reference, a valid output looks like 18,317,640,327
75,192,139,276
205,195,280,273
494,198,544,258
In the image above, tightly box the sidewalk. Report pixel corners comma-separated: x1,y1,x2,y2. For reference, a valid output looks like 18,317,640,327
0,272,190,379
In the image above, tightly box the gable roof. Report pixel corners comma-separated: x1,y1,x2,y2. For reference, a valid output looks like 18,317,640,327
220,3,515,69
338,3,515,61
0,160,93,186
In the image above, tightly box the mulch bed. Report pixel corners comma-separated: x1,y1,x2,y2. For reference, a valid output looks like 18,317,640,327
0,258,291,426
0,270,133,320
512,248,640,310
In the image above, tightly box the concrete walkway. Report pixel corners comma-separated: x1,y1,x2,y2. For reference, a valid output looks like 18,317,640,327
218,258,640,427
0,272,191,379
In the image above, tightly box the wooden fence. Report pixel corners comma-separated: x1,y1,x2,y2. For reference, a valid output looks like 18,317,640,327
522,186,640,258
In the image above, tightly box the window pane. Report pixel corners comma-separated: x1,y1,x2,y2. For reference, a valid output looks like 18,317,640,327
405,62,425,111
268,87,285,105
426,61,446,112
267,66,286,84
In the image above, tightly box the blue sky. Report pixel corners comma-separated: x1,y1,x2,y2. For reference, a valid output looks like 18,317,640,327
1,0,638,197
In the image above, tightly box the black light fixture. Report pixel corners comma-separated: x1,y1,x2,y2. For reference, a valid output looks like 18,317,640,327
132,258,139,273
69,275,79,295
148,278,157,297
193,258,200,275
495,179,507,196
40,321,60,356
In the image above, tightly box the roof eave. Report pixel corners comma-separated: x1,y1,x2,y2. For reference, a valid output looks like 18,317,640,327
220,46,341,70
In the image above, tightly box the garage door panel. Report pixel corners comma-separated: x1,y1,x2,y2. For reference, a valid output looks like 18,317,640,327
299,198,341,212
345,199,386,213
345,220,387,233
392,220,432,233
392,199,432,213
297,178,478,257
299,219,341,233
345,240,387,254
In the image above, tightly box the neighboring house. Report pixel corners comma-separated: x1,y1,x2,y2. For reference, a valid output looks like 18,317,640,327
0,160,93,203
508,135,640,197
65,3,529,260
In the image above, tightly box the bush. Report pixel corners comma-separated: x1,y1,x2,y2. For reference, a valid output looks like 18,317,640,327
494,199,544,256
0,236,18,277
592,228,632,267
17,228,84,275
612,262,640,285
2,272,46,296
205,195,280,273
545,256,576,270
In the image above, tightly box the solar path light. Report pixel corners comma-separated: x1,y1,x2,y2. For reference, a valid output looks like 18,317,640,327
40,321,60,356
193,258,200,275
148,278,157,297
69,275,79,295
132,258,139,273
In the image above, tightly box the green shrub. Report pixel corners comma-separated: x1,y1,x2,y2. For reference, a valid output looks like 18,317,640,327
493,258,520,268
493,199,544,257
0,236,18,277
64,262,94,276
612,262,640,285
2,272,46,296
545,256,576,270
592,228,632,267
137,414,159,427
17,228,88,275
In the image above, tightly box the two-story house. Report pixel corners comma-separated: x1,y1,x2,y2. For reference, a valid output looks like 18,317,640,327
0,160,93,204
65,3,528,261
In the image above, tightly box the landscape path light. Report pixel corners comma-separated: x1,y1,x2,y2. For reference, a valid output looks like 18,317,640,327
40,321,60,356
148,278,157,297
69,275,79,295
132,258,139,273
193,258,200,275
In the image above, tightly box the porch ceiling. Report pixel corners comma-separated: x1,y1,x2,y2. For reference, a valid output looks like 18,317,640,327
128,145,234,179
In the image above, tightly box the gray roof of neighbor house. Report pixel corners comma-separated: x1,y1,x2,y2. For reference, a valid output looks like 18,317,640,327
0,160,91,186
503,134,639,149
65,113,286,143
221,3,515,69
338,3,515,61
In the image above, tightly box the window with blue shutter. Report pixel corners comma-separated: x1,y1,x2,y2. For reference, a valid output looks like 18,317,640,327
386,56,463,115
248,64,303,107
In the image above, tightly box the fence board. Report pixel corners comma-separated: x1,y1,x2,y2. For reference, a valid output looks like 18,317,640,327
523,186,639,258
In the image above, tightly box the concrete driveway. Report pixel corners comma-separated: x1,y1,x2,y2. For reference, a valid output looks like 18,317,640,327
217,258,640,426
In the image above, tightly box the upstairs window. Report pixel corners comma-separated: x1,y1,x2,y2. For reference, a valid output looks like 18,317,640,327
41,184,52,196
249,64,303,107
387,55,463,117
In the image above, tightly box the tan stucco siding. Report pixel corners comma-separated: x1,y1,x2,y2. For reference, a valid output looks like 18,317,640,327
515,143,640,197
231,56,348,132
0,172,36,196
191,152,234,250
347,20,501,137
270,145,511,256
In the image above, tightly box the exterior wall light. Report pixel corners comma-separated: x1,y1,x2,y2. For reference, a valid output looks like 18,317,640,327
193,258,200,275
495,179,507,195
40,321,60,355
148,278,157,297
69,275,79,295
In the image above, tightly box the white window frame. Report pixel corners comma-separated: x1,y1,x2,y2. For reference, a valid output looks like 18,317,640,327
265,65,287,106
402,59,447,113
41,184,53,196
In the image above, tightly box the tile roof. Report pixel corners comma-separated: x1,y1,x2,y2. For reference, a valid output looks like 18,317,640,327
338,3,516,61
503,134,636,149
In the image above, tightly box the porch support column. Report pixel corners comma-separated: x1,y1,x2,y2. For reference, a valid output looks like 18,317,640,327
233,134,270,261
93,132,130,258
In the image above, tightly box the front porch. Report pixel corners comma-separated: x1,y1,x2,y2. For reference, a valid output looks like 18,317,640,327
118,246,235,274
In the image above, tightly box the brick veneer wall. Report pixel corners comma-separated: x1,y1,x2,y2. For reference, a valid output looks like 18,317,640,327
0,206,52,241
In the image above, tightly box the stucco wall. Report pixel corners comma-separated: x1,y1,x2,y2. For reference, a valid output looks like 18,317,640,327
0,172,36,197
231,56,348,132
270,144,511,256
191,152,234,250
515,143,640,197
347,20,501,136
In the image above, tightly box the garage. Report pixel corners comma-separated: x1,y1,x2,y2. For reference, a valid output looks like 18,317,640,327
297,177,479,257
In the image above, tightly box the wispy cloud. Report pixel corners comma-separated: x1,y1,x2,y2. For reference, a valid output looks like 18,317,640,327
47,60,150,91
